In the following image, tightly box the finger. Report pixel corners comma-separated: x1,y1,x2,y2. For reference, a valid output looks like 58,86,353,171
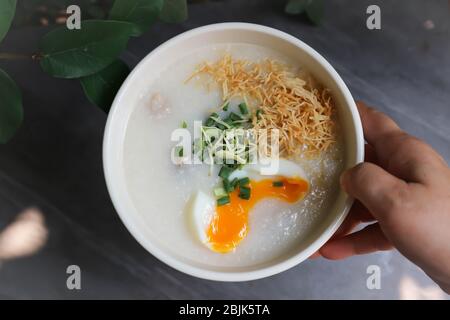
356,102,408,168
341,162,408,220
357,101,447,181
356,101,403,149
309,251,321,259
364,143,377,164
333,201,374,238
320,223,393,260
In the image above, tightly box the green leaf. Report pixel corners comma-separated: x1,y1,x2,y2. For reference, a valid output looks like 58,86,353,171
285,0,307,15
109,0,164,36
160,0,188,23
80,59,130,112
0,0,16,43
87,5,107,20
39,20,134,79
0,68,23,143
285,0,324,25
305,0,324,25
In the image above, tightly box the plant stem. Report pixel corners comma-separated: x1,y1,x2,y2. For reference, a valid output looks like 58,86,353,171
0,53,37,61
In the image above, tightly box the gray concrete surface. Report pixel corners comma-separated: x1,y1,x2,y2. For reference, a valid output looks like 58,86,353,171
0,0,448,299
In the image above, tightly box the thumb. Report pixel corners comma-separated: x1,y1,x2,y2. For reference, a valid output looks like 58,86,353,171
341,162,408,221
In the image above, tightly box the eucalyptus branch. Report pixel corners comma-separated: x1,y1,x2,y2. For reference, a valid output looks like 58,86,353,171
0,0,189,144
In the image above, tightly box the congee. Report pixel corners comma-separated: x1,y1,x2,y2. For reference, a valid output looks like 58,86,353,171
123,43,344,267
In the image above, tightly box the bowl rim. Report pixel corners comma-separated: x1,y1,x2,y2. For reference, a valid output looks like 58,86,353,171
103,22,364,282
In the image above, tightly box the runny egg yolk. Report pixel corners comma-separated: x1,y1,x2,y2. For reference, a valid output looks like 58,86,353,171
206,177,309,253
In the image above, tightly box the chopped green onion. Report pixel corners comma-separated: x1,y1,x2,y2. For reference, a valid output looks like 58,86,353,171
273,181,284,187
216,123,226,130
222,102,229,111
175,146,183,157
239,186,251,200
223,179,233,193
224,117,234,126
217,196,230,206
205,112,219,127
214,187,227,198
209,116,231,129
229,112,243,121
238,177,250,186
239,102,249,115
218,166,233,179
256,109,263,120
181,120,187,128
205,118,215,126
232,119,249,124
223,177,239,193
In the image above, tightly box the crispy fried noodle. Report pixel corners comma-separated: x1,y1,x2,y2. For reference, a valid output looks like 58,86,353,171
186,54,337,157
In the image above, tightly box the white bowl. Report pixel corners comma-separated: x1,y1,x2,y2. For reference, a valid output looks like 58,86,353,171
103,23,364,282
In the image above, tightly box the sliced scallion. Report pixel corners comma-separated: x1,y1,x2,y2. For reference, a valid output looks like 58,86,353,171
239,102,249,115
205,113,219,127
229,112,243,121
205,118,215,126
238,186,251,200
224,118,234,126
218,166,233,179
223,179,232,193
214,187,227,198
256,109,263,120
175,146,183,157
273,181,284,187
217,196,230,206
238,177,250,186
209,116,231,129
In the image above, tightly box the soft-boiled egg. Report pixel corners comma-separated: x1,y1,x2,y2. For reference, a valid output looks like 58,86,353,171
189,159,309,253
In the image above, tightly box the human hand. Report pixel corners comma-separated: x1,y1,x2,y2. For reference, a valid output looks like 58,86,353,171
318,101,450,293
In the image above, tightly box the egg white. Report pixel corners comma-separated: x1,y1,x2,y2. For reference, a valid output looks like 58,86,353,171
189,190,215,245
189,159,308,249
